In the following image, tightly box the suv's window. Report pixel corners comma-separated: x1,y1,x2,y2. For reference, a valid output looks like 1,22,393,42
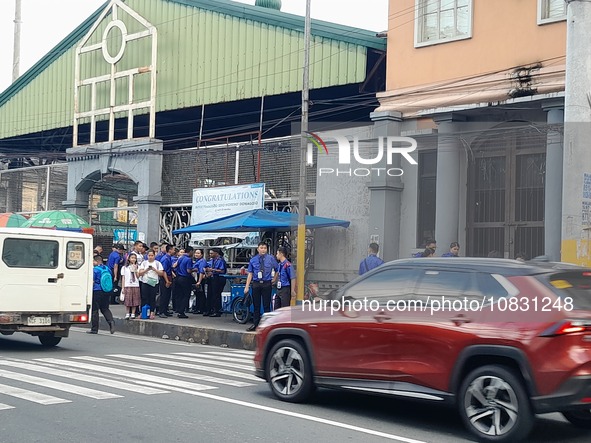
2,238,59,269
476,273,510,300
546,271,591,310
343,268,417,303
415,270,478,302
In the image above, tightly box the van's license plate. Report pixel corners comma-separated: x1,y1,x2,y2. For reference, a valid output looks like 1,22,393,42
27,316,51,326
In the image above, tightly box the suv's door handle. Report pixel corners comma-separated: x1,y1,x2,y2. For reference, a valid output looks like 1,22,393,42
373,312,392,323
450,315,472,326
48,278,58,283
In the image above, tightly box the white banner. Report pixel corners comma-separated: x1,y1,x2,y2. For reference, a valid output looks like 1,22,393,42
190,183,265,244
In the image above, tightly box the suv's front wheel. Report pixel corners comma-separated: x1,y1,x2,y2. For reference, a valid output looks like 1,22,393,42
458,365,534,442
266,339,313,403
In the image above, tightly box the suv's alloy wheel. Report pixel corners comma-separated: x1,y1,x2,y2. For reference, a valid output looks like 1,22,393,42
459,365,533,442
267,339,313,403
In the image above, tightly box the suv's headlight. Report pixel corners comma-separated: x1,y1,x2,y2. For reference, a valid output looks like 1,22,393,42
258,311,281,327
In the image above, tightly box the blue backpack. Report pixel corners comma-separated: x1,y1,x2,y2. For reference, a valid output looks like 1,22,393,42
98,265,113,292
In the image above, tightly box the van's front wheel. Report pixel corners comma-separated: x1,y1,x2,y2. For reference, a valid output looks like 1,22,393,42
38,333,62,347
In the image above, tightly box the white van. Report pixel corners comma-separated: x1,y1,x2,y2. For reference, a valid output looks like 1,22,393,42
0,228,93,346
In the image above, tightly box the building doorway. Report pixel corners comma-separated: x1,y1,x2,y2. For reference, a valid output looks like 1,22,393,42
467,123,546,260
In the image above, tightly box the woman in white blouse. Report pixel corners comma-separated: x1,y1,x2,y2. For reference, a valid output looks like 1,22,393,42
138,250,167,319
120,253,141,319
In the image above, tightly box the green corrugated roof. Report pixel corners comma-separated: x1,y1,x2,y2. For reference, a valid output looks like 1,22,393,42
0,0,384,108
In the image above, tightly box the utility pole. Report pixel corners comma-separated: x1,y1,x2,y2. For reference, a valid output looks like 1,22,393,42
296,0,311,303
12,0,22,82
561,0,591,265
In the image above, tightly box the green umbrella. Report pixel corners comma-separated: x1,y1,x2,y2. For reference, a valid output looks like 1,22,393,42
22,211,91,230
0,212,28,227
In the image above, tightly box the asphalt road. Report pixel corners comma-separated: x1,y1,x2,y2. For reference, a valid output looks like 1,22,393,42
0,330,589,443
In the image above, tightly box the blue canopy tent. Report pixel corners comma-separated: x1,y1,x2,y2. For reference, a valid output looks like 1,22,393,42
172,209,350,234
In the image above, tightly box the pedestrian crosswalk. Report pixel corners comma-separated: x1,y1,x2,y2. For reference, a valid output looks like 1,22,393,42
0,348,258,412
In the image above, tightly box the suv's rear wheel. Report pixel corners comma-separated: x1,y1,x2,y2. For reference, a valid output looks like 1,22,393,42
458,365,534,442
267,339,312,403
562,409,591,428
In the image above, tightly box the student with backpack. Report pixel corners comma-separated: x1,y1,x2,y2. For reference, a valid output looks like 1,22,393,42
88,255,115,334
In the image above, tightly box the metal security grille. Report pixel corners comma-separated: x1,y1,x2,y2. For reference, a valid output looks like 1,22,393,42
161,136,315,205
468,123,548,260
0,164,68,214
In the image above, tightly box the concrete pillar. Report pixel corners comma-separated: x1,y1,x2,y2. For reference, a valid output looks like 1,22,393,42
368,110,404,261
434,113,465,253
543,101,564,262
64,138,163,239
562,0,591,265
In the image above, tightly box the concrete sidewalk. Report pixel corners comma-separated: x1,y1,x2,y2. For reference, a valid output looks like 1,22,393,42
95,304,256,350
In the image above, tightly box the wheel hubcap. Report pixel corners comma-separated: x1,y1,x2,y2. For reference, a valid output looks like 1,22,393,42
464,375,519,436
269,346,304,396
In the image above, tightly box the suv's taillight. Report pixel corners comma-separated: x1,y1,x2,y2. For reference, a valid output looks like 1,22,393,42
540,319,591,337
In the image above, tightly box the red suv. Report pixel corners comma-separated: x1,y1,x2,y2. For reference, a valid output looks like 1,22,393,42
254,258,591,442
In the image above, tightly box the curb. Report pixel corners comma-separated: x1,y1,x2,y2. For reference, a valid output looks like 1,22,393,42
97,317,256,351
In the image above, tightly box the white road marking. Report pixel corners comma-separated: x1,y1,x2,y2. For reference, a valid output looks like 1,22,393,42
203,350,255,358
175,352,254,364
37,357,215,392
99,354,253,387
147,353,254,372
152,388,428,443
0,359,168,395
115,354,259,381
0,403,15,410
0,383,70,405
0,368,122,400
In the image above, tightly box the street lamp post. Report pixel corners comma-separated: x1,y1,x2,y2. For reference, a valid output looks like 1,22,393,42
296,0,311,303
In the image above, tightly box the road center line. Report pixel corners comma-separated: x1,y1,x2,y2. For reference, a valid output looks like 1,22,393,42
168,388,427,443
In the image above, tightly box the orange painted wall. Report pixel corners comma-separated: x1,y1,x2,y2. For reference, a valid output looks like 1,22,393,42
387,0,566,91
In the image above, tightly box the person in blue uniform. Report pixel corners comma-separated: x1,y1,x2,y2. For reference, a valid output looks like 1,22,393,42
173,246,194,318
244,242,278,331
206,248,227,317
190,249,207,314
88,255,115,335
106,243,124,303
274,246,296,309
441,242,460,257
359,243,384,275
158,244,174,318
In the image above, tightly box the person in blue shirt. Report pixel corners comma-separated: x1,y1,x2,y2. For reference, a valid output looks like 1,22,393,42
244,242,278,331
106,243,125,304
274,246,296,309
190,249,207,314
441,242,460,257
413,239,436,258
202,250,215,316
359,243,385,275
157,244,175,318
206,248,227,317
173,246,194,318
88,255,115,335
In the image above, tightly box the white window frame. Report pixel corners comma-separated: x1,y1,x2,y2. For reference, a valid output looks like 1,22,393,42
414,0,473,48
538,0,567,25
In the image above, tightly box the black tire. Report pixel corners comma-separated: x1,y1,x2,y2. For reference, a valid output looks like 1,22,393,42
266,339,313,403
562,409,591,428
232,296,251,324
38,334,62,347
458,365,534,442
